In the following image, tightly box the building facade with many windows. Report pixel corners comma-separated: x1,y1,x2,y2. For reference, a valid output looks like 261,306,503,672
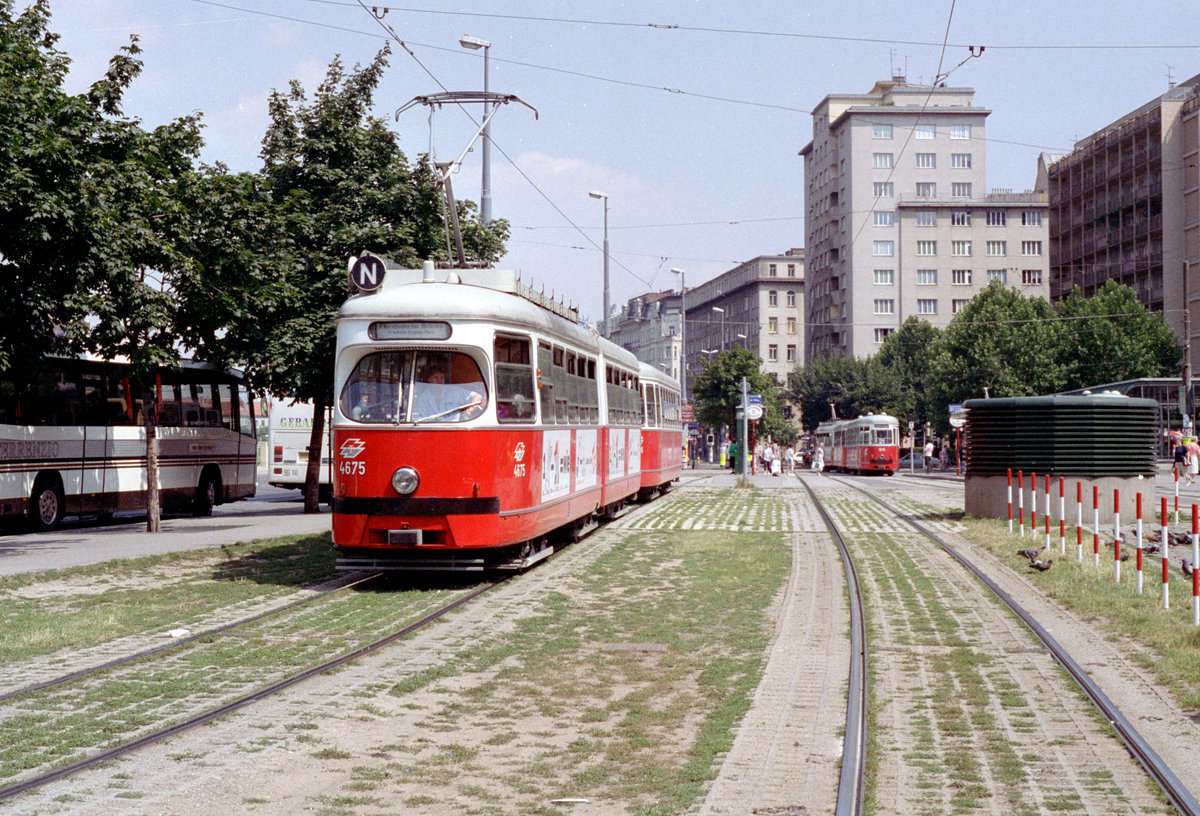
800,78,1049,358
608,290,683,387
1045,71,1200,365
682,250,805,387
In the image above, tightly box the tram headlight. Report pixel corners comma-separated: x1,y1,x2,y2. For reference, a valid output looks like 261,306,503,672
391,467,420,495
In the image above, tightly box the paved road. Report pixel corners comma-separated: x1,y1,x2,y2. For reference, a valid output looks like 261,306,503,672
0,477,330,577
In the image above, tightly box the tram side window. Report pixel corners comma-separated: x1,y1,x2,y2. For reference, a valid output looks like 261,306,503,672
494,335,535,424
537,342,555,425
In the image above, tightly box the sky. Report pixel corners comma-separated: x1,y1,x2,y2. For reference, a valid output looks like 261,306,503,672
37,0,1200,329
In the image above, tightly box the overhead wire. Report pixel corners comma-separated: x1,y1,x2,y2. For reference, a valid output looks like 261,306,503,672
349,0,653,289
285,0,1200,51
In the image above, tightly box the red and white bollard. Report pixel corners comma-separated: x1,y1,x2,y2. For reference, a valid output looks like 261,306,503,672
1018,470,1024,538
1175,466,1181,525
1113,489,1121,584
1093,485,1100,569
1135,492,1143,595
1162,496,1170,610
1193,505,1199,626
1076,482,1084,562
1007,469,1013,533
1059,477,1066,554
1045,474,1052,549
1031,471,1038,537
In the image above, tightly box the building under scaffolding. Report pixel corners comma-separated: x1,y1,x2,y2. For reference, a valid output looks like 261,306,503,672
1045,72,1200,367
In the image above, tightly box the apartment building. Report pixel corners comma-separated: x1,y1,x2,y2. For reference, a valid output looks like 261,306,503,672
608,289,683,387
1046,71,1200,364
800,78,1049,358
682,250,805,387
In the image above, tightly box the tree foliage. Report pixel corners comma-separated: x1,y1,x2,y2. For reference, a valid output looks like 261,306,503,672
691,348,785,443
788,281,1182,435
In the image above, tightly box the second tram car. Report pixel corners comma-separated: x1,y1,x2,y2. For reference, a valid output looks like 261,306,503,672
331,260,682,571
637,363,683,500
815,413,900,474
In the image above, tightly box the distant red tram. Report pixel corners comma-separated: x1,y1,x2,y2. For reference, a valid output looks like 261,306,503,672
815,414,900,474
331,261,682,571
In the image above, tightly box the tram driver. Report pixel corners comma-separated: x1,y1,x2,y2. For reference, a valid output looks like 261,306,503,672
412,362,484,422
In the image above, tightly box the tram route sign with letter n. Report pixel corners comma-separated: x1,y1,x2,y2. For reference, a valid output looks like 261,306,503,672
349,252,387,292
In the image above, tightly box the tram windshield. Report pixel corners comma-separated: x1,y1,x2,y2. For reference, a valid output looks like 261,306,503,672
341,351,487,424
873,424,896,445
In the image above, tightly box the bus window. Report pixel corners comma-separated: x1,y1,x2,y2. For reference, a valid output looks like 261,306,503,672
217,384,235,433
106,372,135,426
237,384,256,437
158,382,182,427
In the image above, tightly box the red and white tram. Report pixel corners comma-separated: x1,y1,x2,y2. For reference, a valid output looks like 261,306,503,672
331,260,682,571
814,413,900,475
637,363,683,500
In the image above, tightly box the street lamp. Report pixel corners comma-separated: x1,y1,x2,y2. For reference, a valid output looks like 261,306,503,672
671,268,685,401
589,191,610,337
712,306,725,349
459,34,492,224
736,333,747,347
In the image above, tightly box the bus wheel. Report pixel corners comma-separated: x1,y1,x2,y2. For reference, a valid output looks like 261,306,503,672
30,478,64,532
193,472,218,517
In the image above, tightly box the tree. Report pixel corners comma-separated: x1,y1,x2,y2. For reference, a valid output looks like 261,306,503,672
245,48,508,512
0,3,215,530
785,352,902,431
691,348,781,443
925,282,1064,417
872,317,942,424
0,0,121,371
1054,280,1180,389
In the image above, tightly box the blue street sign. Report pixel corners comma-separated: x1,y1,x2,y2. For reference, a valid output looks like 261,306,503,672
748,393,763,405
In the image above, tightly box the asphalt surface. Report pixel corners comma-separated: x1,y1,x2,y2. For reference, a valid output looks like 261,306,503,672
0,476,330,577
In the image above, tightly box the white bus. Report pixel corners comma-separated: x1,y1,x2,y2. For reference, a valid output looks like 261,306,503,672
267,400,332,501
1,357,258,531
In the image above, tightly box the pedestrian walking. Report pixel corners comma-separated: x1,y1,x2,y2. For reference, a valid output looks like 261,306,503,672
923,439,935,473
1187,437,1200,485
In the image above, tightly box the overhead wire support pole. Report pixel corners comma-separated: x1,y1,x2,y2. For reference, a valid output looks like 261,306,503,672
396,91,537,268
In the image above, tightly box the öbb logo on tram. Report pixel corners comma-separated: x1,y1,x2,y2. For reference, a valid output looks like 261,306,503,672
331,260,683,571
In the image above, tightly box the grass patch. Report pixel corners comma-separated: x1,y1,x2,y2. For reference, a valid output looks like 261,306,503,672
0,533,337,662
959,514,1200,709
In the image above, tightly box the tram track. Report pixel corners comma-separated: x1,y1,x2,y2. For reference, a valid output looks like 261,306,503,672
0,576,507,802
0,570,382,704
796,477,867,816
819,472,1200,816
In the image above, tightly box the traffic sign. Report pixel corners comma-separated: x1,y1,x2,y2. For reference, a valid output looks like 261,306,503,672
949,410,967,429
746,404,763,420
349,252,387,292
748,394,763,405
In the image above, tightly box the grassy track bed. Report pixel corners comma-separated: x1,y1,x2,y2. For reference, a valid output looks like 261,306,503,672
820,489,1171,816
881,487,1200,711
272,489,795,816
0,534,475,786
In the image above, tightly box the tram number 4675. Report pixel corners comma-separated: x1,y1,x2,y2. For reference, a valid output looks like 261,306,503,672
339,461,366,476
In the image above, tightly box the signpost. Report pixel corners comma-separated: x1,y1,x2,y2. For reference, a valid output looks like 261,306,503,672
948,405,968,475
